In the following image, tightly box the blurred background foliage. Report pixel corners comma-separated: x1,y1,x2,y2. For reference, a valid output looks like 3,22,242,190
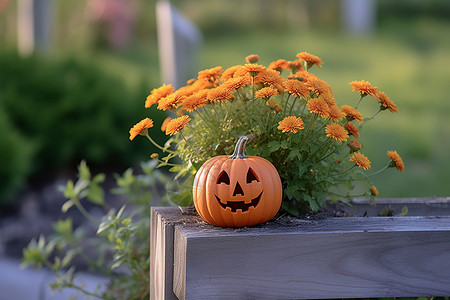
0,0,449,205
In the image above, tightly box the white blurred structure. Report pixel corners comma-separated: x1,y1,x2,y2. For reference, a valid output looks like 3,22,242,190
156,0,202,88
341,0,376,35
17,0,52,56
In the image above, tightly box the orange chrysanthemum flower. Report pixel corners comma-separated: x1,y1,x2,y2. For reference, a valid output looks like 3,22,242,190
349,152,371,170
222,76,251,91
198,66,223,83
341,105,363,123
387,150,405,172
245,54,260,64
377,91,398,113
278,116,304,133
207,86,234,102
306,77,332,97
145,84,174,108
181,90,209,112
221,65,242,81
255,86,278,99
186,78,196,85
283,79,310,98
244,63,265,76
296,52,323,68
345,122,360,138
165,115,191,136
129,118,154,141
370,185,379,197
286,60,304,72
157,92,184,111
326,123,349,142
349,80,379,97
307,98,330,118
274,104,282,113
160,116,172,132
268,59,288,71
327,104,344,121
294,70,318,83
347,139,362,152
254,68,284,89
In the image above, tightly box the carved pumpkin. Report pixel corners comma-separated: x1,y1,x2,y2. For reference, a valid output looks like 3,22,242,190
193,136,282,227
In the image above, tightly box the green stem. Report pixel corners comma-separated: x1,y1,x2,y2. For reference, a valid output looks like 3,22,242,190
355,94,364,109
360,108,382,128
331,164,357,177
283,94,291,116
65,283,104,299
73,200,98,224
288,96,299,115
367,163,390,177
145,133,175,154
327,191,367,198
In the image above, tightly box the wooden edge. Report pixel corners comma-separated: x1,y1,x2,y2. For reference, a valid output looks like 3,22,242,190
150,207,184,300
345,197,450,217
173,227,187,300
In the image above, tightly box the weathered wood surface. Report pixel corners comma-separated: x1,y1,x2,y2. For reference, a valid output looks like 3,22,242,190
150,207,183,300
347,197,450,217
151,199,450,300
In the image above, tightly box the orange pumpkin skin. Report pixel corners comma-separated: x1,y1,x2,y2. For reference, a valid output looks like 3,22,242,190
193,136,282,227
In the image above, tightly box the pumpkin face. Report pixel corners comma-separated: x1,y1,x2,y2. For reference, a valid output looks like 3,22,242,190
193,136,282,227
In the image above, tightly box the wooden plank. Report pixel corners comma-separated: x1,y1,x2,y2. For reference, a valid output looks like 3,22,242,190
150,207,184,300
347,197,450,217
173,215,450,299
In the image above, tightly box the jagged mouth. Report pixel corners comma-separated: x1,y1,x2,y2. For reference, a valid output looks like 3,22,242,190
215,191,263,212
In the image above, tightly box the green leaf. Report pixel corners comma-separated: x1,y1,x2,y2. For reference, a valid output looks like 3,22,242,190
396,206,408,216
121,217,131,226
92,173,105,184
63,180,75,199
280,140,290,149
78,160,91,181
87,183,104,205
52,219,73,239
267,141,281,151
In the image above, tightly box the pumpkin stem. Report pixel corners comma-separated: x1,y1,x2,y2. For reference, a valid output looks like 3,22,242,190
229,136,249,159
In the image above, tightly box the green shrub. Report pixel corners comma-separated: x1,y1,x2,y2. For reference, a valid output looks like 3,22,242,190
0,106,34,204
0,50,167,203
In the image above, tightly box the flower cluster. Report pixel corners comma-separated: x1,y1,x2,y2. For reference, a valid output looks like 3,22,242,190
130,52,404,214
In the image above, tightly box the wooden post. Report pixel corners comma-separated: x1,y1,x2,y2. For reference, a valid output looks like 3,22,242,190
17,0,52,56
341,0,376,35
151,198,450,299
155,0,202,89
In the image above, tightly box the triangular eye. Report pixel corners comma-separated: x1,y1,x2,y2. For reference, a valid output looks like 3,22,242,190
217,171,230,185
246,168,259,183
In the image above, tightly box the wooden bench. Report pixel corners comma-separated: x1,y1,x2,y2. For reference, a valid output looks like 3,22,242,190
150,198,450,299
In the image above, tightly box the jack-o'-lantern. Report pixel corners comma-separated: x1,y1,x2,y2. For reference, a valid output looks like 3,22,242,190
193,136,282,227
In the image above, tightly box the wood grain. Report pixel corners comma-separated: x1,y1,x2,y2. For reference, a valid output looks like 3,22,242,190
173,215,450,299
150,207,183,300
347,197,450,217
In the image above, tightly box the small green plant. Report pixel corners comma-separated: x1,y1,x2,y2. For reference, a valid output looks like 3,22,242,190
22,160,170,300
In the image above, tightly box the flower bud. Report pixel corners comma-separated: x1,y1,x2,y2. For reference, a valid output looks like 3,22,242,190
245,54,260,64
347,140,362,152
